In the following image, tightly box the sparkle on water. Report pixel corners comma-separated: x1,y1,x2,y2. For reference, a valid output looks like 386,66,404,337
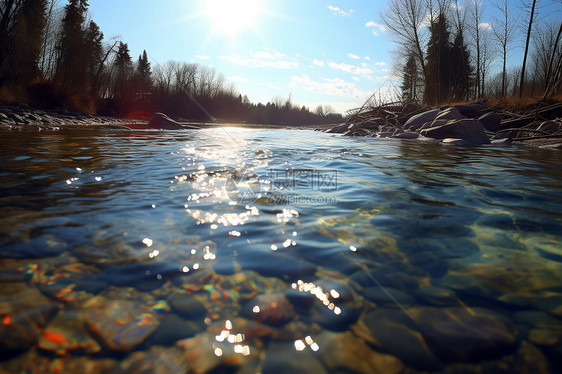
0,126,561,372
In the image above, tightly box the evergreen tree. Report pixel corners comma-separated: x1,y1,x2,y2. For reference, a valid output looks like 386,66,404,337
401,54,419,101
112,41,133,102
83,20,103,96
135,50,152,102
425,13,452,105
56,0,89,92
450,28,471,101
7,0,47,85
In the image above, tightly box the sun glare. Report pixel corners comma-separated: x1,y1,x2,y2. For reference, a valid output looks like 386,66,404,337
202,0,264,36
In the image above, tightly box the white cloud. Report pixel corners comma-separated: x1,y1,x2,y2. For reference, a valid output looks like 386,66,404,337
195,54,210,60
352,76,360,81
220,50,298,69
365,21,387,36
364,56,371,60
328,61,374,75
328,5,353,17
290,74,366,100
252,50,287,59
372,61,387,66
348,53,360,59
479,22,492,31
312,59,325,66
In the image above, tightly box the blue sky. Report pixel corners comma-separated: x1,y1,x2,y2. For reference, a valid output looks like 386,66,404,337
88,0,561,114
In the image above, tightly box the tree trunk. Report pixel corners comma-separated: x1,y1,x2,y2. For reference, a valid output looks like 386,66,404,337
519,0,537,98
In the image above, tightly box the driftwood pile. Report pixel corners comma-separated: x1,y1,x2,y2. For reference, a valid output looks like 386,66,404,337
328,100,562,146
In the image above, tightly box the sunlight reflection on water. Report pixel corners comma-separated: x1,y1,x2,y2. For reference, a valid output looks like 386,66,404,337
1,127,562,372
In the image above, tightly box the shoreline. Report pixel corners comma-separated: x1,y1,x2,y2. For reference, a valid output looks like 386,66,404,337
1,102,561,149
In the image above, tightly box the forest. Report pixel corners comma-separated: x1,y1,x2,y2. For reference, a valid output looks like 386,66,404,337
387,0,561,105
0,0,344,125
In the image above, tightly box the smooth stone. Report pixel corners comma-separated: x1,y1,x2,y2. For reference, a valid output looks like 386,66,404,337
167,293,207,322
262,341,327,374
241,293,295,326
421,118,490,145
410,306,517,362
147,112,196,130
433,106,465,123
316,330,404,374
147,313,200,346
118,346,188,374
452,102,488,118
478,112,501,131
362,308,443,371
38,312,101,355
413,285,458,306
404,109,441,131
0,283,59,356
176,332,257,374
85,300,159,352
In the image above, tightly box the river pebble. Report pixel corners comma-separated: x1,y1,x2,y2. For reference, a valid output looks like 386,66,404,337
316,330,404,374
38,311,101,355
410,306,517,362
241,293,295,325
362,308,443,371
85,299,159,352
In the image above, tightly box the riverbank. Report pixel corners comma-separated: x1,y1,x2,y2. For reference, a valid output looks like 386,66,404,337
2,101,561,148
326,99,562,149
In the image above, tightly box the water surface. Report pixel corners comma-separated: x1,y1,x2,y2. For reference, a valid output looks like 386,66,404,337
1,127,561,373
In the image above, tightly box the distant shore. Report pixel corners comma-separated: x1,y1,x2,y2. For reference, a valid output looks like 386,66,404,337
1,102,560,148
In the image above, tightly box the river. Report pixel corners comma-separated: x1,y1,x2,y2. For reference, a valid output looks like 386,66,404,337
1,126,561,373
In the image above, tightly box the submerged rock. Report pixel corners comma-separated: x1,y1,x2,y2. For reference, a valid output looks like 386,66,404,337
410,306,517,362
85,299,159,352
362,308,443,371
241,293,295,326
176,332,257,374
38,312,101,355
168,293,207,321
0,282,59,356
316,330,404,374
262,340,327,374
118,346,188,374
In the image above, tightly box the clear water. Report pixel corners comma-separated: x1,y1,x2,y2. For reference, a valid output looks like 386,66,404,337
1,127,561,373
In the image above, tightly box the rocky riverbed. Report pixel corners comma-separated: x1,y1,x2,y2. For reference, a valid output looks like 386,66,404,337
0,104,147,129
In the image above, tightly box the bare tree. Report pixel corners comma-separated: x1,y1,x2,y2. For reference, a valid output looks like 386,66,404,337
467,0,485,98
380,0,429,83
531,21,562,99
519,0,538,97
491,0,518,97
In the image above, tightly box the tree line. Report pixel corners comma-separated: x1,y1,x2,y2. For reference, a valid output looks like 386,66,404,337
0,0,343,125
383,0,562,105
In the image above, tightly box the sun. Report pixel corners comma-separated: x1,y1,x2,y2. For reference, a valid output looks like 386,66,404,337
201,0,264,36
